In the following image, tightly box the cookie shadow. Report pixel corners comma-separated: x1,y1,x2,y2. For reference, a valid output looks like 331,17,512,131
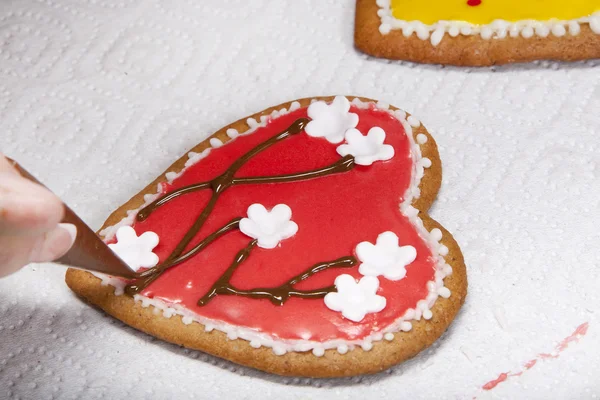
68,291,469,388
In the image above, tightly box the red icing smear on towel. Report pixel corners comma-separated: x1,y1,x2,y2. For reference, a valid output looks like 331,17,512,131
125,105,437,342
481,322,589,392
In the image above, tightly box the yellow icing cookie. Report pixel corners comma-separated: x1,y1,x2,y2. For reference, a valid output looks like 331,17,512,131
390,0,600,25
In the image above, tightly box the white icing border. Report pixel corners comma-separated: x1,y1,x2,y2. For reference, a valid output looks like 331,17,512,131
377,0,600,46
95,97,452,356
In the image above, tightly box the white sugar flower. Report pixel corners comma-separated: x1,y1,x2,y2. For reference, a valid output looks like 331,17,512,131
239,204,298,249
324,275,386,322
305,96,359,143
336,127,395,166
108,226,160,272
356,231,417,281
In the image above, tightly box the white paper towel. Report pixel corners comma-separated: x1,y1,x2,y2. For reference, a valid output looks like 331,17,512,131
1,0,599,398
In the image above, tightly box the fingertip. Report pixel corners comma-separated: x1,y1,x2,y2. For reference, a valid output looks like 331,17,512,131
0,179,65,234
29,224,75,263
58,223,77,246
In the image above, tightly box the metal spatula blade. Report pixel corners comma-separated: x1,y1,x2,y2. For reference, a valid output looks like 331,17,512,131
8,159,138,279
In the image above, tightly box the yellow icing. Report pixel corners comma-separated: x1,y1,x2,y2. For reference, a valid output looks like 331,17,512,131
390,0,600,25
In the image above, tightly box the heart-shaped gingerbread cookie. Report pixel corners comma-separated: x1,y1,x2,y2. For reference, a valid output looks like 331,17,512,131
66,96,467,377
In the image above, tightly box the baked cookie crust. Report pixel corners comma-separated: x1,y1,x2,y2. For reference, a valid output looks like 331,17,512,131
355,0,600,66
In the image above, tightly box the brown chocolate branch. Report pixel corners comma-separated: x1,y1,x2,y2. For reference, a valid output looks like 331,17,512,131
198,251,357,306
136,155,355,222
124,117,360,304
136,118,311,262
124,217,242,295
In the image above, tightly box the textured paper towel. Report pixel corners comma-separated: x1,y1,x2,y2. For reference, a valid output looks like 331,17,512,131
1,0,599,399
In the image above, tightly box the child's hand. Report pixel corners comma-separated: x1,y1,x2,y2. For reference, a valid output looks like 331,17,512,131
0,155,76,277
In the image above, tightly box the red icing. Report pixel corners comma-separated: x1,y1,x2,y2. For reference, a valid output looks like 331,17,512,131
481,322,589,392
125,105,437,342
467,0,482,6
482,372,508,391
556,322,588,352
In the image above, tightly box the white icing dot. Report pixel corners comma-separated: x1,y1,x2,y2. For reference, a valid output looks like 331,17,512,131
423,309,433,320
521,26,534,38
569,21,581,35
312,347,325,357
373,332,383,341
417,300,429,311
394,109,407,120
351,97,365,106
438,287,451,299
249,340,261,349
379,24,391,35
152,308,160,315
376,101,390,110
535,25,550,37
400,321,413,332
227,331,238,340
209,138,223,148
430,228,443,242
430,28,444,46
246,118,258,128
439,245,449,256
551,24,566,37
143,193,155,203
384,333,394,341
416,26,430,40
165,171,178,182
337,344,349,354
407,115,421,127
443,265,453,276
289,101,301,111
272,346,286,356
181,316,193,325
448,26,460,37
361,342,373,351
480,26,493,40
226,128,239,139
421,157,432,168
204,324,214,332
416,133,428,144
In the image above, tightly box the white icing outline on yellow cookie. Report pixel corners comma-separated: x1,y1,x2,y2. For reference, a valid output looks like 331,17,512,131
93,97,451,356
377,0,600,46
